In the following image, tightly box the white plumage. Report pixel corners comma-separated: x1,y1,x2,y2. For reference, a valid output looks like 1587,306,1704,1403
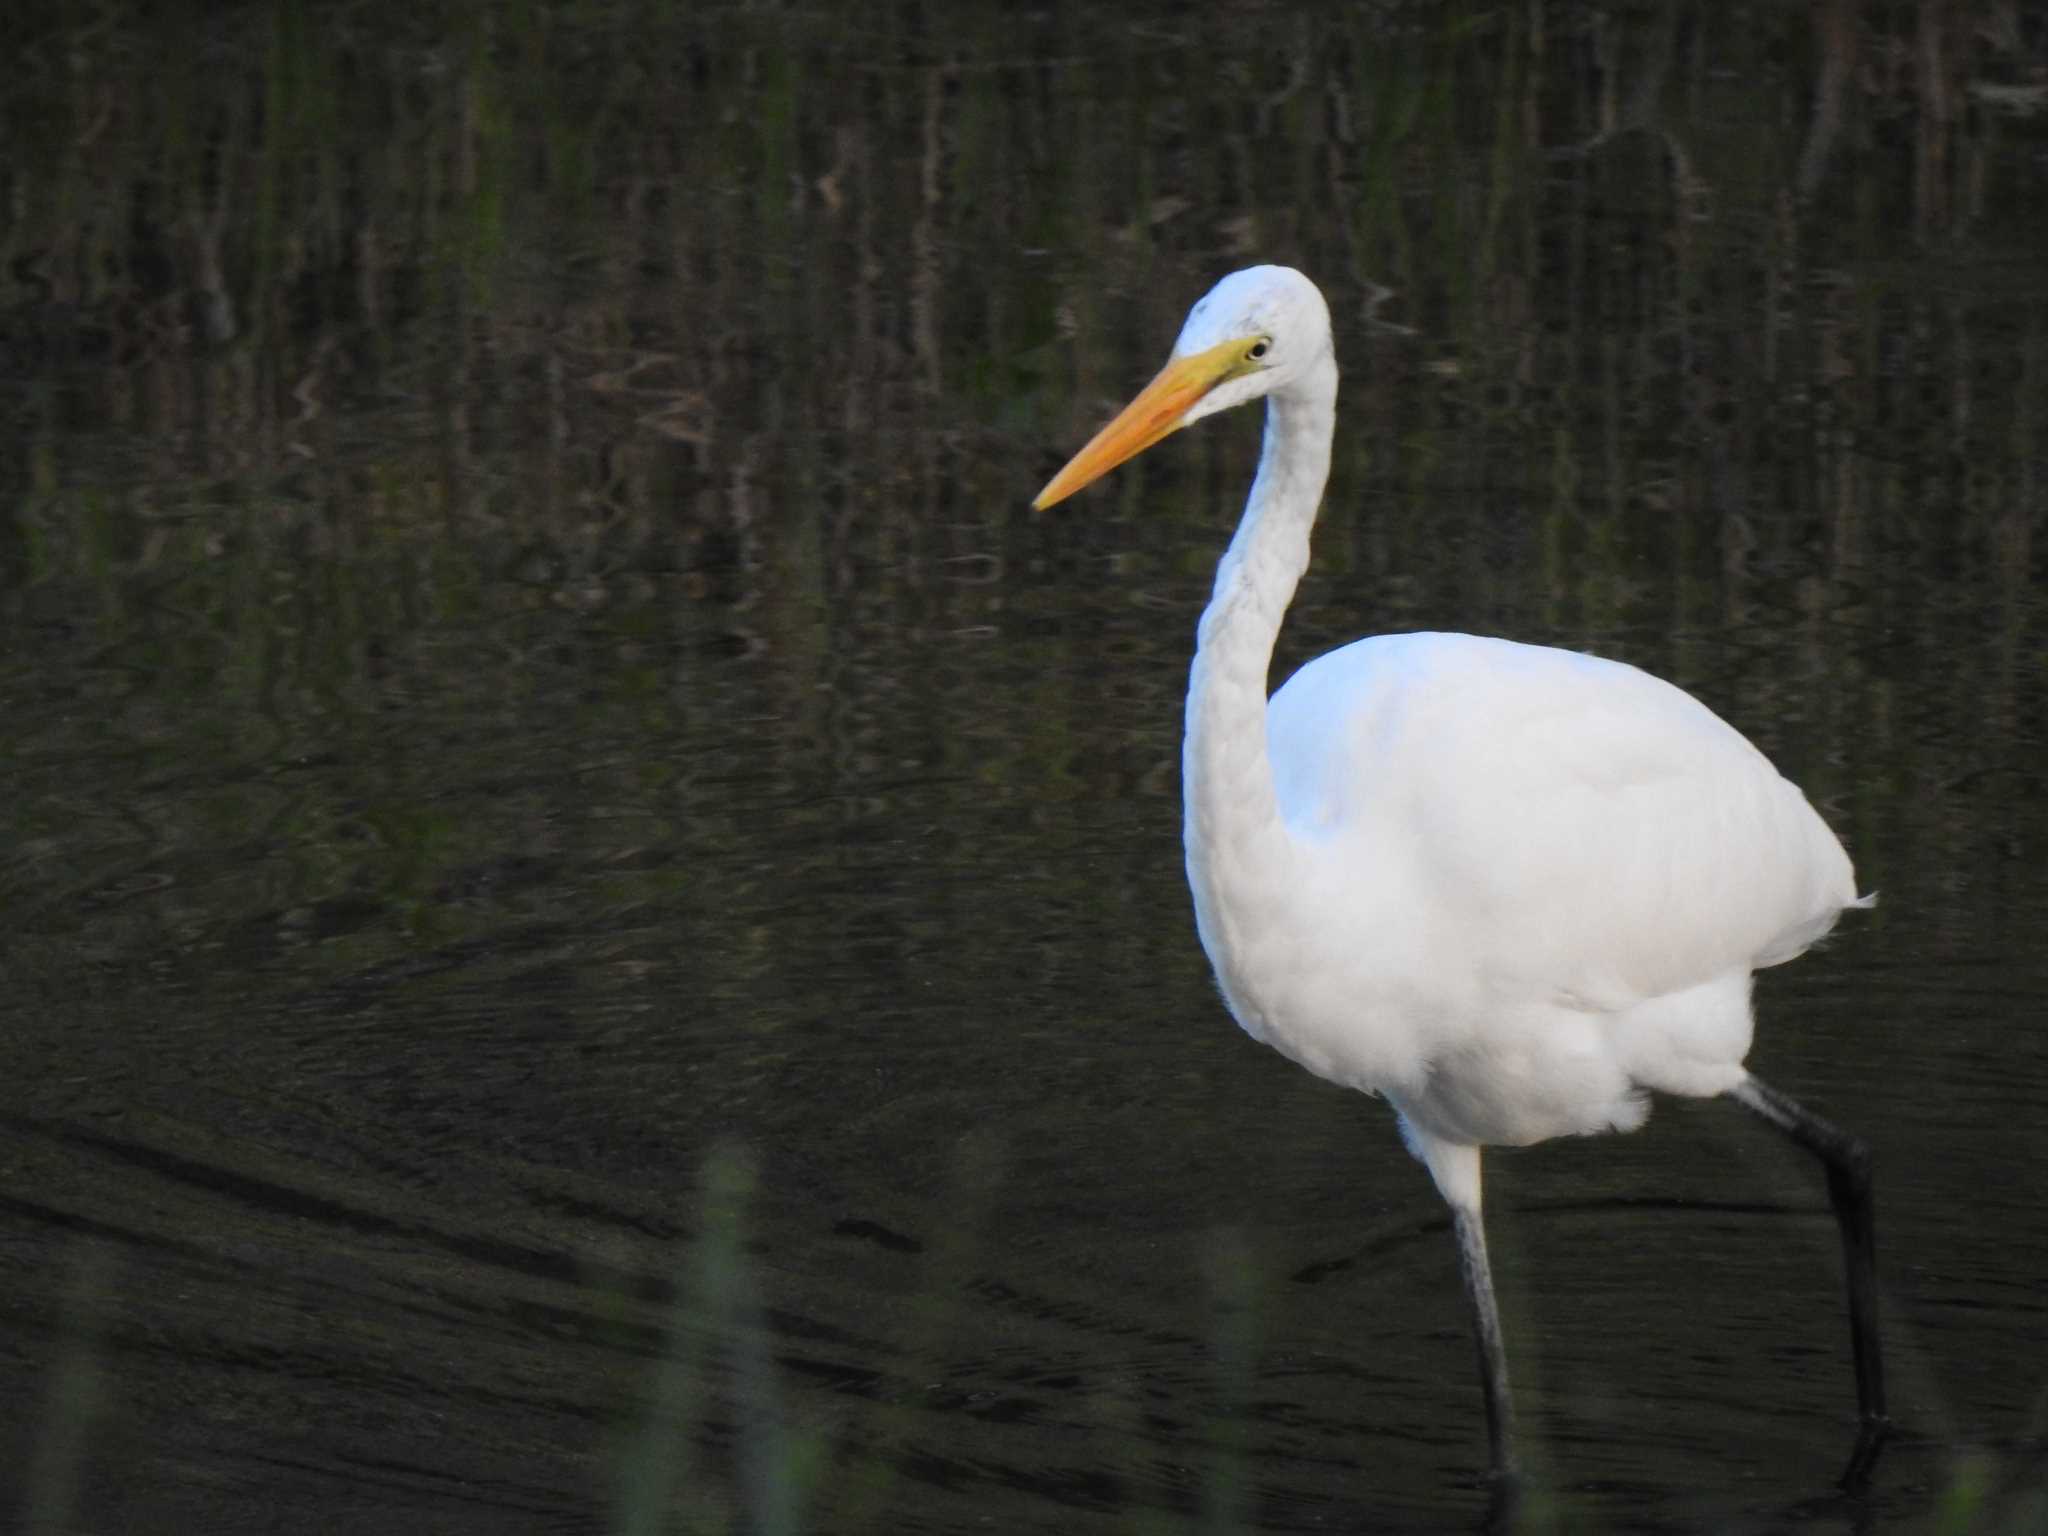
1035,265,1888,1488
1256,632,1858,1137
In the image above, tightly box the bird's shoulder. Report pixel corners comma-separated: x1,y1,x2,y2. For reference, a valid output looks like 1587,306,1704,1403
1269,630,1758,794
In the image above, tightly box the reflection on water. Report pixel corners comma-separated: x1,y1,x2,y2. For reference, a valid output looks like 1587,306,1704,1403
2,3,2045,1532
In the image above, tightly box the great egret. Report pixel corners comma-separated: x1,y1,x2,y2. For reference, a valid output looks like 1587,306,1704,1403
1034,266,1888,1487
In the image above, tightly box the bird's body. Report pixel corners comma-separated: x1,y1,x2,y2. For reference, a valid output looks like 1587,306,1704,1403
1206,629,1855,1154
1036,264,1887,1488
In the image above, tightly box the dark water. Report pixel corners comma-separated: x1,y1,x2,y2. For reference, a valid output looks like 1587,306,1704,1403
3,4,2045,1532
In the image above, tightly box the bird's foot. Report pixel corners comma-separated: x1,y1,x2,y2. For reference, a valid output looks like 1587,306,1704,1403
1481,1462,1523,1535
1838,1413,1893,1493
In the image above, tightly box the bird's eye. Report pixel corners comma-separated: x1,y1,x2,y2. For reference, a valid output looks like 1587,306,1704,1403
1247,339,1271,361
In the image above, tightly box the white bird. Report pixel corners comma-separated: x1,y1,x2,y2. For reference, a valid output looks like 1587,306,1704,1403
1034,266,1888,1489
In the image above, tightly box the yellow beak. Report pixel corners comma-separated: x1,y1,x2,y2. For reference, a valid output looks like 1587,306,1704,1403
1032,338,1252,510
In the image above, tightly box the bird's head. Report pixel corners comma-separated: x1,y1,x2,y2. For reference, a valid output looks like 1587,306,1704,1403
1033,265,1333,511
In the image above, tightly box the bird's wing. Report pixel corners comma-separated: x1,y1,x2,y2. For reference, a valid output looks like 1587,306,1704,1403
1268,632,1858,1009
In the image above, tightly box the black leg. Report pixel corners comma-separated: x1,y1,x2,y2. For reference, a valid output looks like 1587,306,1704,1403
1728,1074,1891,1488
1452,1203,1517,1486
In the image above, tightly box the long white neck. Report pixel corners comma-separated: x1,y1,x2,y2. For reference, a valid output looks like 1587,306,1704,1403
1183,353,1338,973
